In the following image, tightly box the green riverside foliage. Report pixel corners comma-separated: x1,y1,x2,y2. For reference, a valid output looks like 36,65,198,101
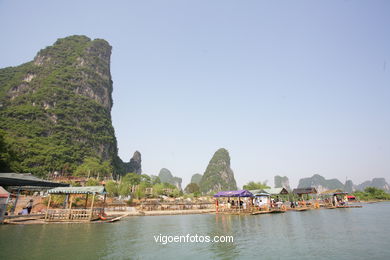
85,178,100,186
352,187,390,201
243,181,270,190
184,183,200,194
0,35,124,177
104,173,182,198
105,180,119,197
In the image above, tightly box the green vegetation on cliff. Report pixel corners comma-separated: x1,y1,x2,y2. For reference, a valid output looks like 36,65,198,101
184,183,200,195
0,35,123,176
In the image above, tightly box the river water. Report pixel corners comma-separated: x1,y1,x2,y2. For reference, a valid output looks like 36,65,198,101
1,202,389,260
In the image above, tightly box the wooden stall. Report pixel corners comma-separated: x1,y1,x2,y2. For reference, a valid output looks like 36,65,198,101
214,190,254,214
45,186,106,222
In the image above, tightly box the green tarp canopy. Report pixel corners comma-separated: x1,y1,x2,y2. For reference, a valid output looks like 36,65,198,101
249,189,271,197
0,173,69,188
48,186,106,194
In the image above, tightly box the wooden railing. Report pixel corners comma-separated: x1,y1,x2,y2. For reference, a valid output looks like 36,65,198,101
45,208,104,222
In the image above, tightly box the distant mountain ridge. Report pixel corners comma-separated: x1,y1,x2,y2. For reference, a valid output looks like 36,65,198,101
297,174,344,193
297,174,390,193
274,175,291,191
355,178,390,192
158,168,182,190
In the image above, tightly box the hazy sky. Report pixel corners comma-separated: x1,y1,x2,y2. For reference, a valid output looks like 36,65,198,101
1,0,389,188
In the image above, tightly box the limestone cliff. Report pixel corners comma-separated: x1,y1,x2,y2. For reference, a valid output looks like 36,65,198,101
274,175,291,191
0,35,122,176
190,173,202,186
123,151,142,174
297,174,344,193
158,168,182,190
199,148,237,194
356,178,390,193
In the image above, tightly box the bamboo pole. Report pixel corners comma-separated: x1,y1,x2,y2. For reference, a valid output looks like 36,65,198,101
89,193,95,221
68,195,73,220
85,194,89,208
64,194,69,209
11,187,21,215
45,195,52,221
103,194,106,214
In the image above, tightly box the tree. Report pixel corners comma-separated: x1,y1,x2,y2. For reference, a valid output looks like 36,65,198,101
243,181,270,190
184,183,200,194
352,187,390,201
122,172,141,186
105,180,119,197
74,157,112,178
0,130,20,172
140,174,152,187
86,178,100,186
151,175,161,185
118,182,132,196
152,182,180,197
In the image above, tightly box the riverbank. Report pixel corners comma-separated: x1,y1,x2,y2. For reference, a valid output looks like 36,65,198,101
6,200,390,225
105,208,215,217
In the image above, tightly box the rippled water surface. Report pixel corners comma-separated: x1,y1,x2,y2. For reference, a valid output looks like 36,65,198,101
1,202,389,259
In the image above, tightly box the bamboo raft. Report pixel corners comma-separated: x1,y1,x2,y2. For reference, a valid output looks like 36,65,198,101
336,205,363,208
326,205,363,209
289,207,310,212
251,209,286,215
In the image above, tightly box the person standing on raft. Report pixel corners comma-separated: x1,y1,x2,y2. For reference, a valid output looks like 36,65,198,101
26,199,33,214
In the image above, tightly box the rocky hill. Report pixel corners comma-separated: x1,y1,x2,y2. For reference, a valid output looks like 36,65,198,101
0,35,124,176
199,148,237,194
274,175,291,191
123,151,142,174
344,180,355,193
158,168,182,190
297,174,390,193
356,178,390,192
190,173,202,186
297,174,344,193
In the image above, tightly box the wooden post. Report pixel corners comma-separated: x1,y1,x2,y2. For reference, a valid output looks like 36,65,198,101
68,195,73,220
89,193,95,221
64,194,69,209
103,194,106,214
85,194,89,208
10,187,21,215
45,195,52,221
